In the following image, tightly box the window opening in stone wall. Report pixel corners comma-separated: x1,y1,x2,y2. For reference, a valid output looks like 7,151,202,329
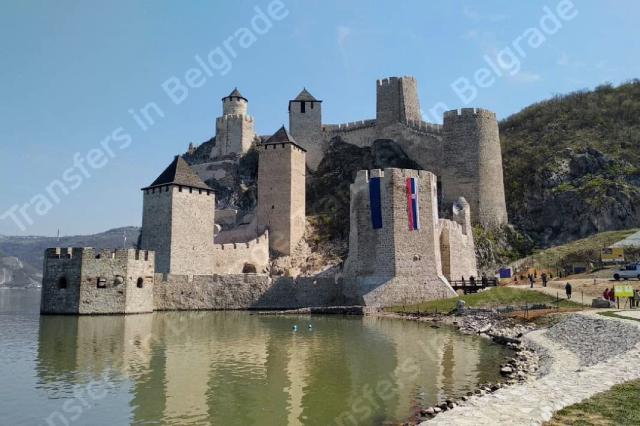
137,277,144,288
57,276,67,289
242,263,257,273
300,102,306,113
97,277,107,289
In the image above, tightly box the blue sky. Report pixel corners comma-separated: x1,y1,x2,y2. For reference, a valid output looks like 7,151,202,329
0,0,638,236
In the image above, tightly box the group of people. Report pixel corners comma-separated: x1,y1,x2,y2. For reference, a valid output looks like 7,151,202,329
522,272,550,288
603,287,640,308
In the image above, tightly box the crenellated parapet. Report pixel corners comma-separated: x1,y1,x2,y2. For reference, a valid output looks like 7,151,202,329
404,119,443,135
216,114,254,123
443,107,497,121
322,119,377,133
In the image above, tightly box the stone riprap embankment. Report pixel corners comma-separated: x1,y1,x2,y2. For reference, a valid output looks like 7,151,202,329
421,311,640,425
545,315,640,366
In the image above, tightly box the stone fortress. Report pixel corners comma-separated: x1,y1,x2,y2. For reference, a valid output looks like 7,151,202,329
40,75,505,315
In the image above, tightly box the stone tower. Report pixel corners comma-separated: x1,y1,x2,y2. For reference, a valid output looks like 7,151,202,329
140,156,215,275
288,88,323,170
257,126,306,256
213,88,255,159
441,108,508,227
343,168,456,306
375,76,422,128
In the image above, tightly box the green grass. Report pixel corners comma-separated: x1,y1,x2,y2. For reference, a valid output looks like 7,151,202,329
598,311,640,323
386,287,581,314
529,229,639,271
546,379,640,425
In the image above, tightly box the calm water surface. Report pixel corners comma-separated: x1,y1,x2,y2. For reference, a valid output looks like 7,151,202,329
0,289,510,425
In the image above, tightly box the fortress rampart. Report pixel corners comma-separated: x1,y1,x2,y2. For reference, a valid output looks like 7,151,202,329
288,76,507,228
213,231,269,274
41,248,155,315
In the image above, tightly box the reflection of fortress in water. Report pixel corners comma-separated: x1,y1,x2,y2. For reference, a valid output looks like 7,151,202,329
36,314,505,424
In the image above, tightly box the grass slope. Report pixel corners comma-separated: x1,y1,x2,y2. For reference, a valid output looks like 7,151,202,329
546,379,640,425
528,229,638,271
387,287,581,314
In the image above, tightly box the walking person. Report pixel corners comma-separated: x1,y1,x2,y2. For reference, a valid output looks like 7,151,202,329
634,289,640,309
529,274,535,288
565,282,572,300
542,272,548,288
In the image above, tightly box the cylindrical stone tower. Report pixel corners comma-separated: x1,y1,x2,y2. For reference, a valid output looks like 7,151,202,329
442,108,508,227
222,88,248,115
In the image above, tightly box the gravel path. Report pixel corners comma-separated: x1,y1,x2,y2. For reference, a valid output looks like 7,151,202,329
421,311,640,425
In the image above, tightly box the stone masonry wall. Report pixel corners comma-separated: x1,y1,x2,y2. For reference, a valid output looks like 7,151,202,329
289,100,322,169
213,231,269,274
375,76,422,128
442,108,508,227
168,186,216,275
140,188,172,273
214,114,255,158
439,220,477,282
257,142,306,255
343,168,456,307
40,248,155,314
153,273,341,310
40,248,82,314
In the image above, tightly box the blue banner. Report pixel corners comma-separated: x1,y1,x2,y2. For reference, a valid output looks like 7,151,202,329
369,177,383,229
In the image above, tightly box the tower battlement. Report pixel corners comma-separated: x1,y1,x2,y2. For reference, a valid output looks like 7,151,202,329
443,107,496,121
45,247,153,262
40,247,155,315
216,114,254,123
376,75,417,86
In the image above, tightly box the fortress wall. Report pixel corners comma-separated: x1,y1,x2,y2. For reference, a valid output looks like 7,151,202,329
153,274,341,310
41,248,155,314
343,168,456,306
379,122,445,175
40,248,82,314
439,220,477,282
322,121,377,148
213,231,269,274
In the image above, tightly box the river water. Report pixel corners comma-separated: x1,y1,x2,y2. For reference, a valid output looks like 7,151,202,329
0,289,509,425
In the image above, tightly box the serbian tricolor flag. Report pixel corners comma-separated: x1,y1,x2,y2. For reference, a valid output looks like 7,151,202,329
406,177,420,231
369,177,383,229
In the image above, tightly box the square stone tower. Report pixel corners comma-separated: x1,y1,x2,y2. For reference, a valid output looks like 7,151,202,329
212,88,256,159
288,88,323,170
257,126,306,256
40,248,155,314
140,156,215,275
375,76,422,128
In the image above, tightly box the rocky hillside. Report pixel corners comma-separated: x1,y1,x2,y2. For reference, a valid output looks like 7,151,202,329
0,227,139,288
307,137,422,239
500,80,640,246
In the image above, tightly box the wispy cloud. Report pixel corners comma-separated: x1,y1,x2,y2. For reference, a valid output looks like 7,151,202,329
462,6,508,22
557,52,584,68
336,25,352,50
510,71,542,83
